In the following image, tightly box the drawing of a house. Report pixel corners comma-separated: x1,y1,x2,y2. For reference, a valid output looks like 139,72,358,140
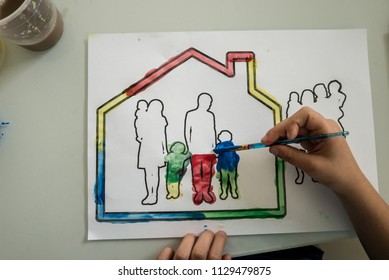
94,48,286,223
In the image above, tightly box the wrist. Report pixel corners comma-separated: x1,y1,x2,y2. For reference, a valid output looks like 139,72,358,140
332,171,372,201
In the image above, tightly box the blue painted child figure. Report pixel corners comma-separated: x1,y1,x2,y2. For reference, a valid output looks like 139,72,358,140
215,130,240,200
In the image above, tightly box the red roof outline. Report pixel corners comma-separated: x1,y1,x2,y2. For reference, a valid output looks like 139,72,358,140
124,47,254,98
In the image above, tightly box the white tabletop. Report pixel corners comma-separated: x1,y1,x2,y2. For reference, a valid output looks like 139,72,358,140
0,0,388,259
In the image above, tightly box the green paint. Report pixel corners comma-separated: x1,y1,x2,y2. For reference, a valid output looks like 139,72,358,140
204,208,285,219
275,157,286,212
164,141,191,199
217,169,240,200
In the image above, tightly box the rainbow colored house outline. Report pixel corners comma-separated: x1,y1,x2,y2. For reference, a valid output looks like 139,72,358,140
95,48,286,222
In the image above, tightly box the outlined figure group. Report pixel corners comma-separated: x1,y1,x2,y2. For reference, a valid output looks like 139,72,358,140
286,80,347,184
134,93,240,206
133,81,347,204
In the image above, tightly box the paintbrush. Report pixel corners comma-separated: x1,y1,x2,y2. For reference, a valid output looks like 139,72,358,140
213,131,349,153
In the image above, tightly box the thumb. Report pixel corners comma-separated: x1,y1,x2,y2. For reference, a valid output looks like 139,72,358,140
269,145,312,172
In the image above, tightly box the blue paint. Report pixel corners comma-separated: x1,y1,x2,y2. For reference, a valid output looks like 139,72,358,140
95,150,105,205
97,211,206,223
216,141,240,172
0,122,9,138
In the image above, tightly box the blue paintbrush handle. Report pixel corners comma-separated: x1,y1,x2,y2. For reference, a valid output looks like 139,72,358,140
213,131,349,153
273,131,349,145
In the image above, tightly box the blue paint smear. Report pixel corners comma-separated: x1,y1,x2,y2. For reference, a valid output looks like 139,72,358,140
216,141,240,172
95,150,105,205
97,211,206,224
0,122,10,138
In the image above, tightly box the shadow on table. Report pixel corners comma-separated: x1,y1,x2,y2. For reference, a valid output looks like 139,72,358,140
233,246,324,260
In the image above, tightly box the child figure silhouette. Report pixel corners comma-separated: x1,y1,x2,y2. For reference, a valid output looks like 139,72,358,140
164,141,192,199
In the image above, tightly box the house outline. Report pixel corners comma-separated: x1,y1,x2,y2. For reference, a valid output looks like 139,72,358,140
95,48,286,222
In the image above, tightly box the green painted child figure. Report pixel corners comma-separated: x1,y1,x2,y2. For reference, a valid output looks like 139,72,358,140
164,141,192,199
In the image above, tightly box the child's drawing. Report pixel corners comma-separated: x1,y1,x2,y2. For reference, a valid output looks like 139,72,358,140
89,30,375,240
164,141,191,199
215,130,240,200
286,80,347,184
134,99,168,205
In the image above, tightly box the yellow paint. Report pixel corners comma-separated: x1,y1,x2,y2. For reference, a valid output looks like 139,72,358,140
96,91,128,151
247,59,282,125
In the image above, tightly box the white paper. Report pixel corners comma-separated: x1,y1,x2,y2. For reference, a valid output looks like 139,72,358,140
88,30,377,240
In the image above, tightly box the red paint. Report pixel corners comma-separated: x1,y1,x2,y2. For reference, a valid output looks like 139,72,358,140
125,48,254,97
190,154,217,205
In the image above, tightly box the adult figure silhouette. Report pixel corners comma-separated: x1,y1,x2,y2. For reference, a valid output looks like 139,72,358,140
134,99,168,205
184,93,217,205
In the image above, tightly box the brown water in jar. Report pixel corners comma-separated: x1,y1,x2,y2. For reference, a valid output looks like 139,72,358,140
0,0,64,51
0,0,24,19
22,9,64,51
0,0,25,20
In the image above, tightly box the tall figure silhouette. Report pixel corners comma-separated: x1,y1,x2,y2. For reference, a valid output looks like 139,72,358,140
134,99,168,205
184,93,217,205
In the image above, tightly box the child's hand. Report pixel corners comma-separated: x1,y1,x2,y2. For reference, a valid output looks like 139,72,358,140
261,107,365,196
157,230,231,260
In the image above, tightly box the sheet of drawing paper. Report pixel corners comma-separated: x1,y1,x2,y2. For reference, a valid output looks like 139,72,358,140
87,30,377,240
